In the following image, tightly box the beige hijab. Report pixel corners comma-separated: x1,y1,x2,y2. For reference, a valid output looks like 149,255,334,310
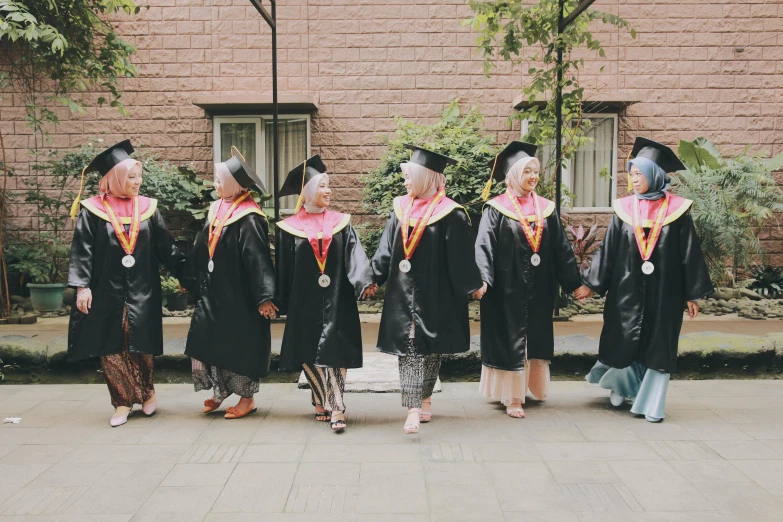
99,158,142,199
215,162,246,201
401,162,445,199
506,156,540,197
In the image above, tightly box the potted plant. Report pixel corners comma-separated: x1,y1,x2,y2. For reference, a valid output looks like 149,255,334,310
161,275,187,311
7,234,70,312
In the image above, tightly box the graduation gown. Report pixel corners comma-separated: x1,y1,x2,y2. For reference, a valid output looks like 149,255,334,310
583,194,714,374
181,199,275,379
372,195,483,356
275,210,375,370
67,196,186,361
475,193,582,370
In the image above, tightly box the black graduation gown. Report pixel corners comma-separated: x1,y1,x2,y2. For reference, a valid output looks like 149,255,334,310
275,214,375,370
67,198,186,361
181,202,275,379
583,196,714,374
372,197,483,356
475,196,582,370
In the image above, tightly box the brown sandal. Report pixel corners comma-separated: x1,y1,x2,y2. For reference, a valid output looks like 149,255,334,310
203,398,222,413
224,406,257,419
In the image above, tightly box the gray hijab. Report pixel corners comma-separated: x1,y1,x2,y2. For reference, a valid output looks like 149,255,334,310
628,157,670,201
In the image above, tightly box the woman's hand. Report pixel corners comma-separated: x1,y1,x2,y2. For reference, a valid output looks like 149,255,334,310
76,288,92,314
686,301,699,319
258,301,279,319
472,282,488,300
361,283,378,300
574,285,595,301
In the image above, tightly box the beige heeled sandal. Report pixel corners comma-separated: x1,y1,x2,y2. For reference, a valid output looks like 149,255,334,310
404,408,421,434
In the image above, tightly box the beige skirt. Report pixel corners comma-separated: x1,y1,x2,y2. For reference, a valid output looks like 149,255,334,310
479,359,550,407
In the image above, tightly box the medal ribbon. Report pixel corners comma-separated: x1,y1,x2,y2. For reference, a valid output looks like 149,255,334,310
297,209,333,275
208,192,251,260
401,190,446,260
505,189,544,254
102,196,140,256
632,192,669,262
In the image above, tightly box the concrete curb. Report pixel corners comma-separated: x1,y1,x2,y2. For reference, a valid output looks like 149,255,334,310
1,331,782,375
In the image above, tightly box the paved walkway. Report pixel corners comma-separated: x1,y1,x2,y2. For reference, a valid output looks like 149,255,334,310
2,381,783,521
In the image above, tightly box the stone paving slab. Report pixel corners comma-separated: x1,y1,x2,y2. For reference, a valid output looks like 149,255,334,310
0,381,783,520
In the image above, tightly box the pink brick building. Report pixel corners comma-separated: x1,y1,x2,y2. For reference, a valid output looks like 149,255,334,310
3,0,783,260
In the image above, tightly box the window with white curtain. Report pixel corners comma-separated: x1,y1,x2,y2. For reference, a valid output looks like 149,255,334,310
213,115,310,213
534,114,618,210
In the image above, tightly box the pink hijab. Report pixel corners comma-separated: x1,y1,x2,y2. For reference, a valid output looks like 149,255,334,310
215,162,246,201
99,158,142,199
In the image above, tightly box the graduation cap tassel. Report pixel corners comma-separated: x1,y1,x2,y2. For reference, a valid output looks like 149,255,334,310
293,157,307,214
480,156,499,202
626,149,633,194
70,165,88,220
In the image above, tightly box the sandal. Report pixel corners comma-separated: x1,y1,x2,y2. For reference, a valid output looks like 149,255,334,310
224,404,257,419
420,398,432,423
314,409,330,422
404,408,421,434
203,398,222,414
506,405,525,418
331,411,346,432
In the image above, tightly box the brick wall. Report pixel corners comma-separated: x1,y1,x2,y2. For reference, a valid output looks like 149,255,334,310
2,0,782,261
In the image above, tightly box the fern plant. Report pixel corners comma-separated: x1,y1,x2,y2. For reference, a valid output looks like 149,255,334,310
672,137,783,286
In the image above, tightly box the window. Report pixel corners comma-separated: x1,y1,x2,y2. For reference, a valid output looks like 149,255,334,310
532,114,618,210
213,115,310,213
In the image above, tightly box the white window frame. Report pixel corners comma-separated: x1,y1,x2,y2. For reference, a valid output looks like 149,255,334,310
522,113,618,212
213,114,312,213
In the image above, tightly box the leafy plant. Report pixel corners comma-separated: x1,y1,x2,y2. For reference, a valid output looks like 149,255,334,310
672,137,783,286
748,265,783,299
463,0,634,182
361,100,501,253
160,275,182,298
566,224,601,270
0,0,139,133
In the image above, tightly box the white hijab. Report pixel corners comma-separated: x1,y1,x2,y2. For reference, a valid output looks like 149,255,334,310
401,162,445,199
506,156,540,197
302,173,328,214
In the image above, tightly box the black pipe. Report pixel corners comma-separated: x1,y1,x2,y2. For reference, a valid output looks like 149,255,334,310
554,0,564,316
271,0,279,222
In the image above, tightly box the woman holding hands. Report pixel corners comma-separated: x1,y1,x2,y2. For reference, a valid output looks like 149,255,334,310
275,155,377,432
474,142,582,418
576,137,713,422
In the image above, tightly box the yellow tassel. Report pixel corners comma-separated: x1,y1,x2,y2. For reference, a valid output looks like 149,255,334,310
231,145,246,162
293,157,308,213
481,156,499,201
70,165,88,219
625,149,633,193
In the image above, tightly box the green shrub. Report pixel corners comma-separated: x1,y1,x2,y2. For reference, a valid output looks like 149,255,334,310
672,137,783,286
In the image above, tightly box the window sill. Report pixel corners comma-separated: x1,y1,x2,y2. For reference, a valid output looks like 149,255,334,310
563,206,613,214
193,93,318,114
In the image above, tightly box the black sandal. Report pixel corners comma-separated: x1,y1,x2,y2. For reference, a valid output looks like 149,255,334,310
314,411,329,422
330,412,346,432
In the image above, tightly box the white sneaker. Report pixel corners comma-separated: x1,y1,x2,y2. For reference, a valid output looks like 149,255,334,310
645,415,663,423
609,391,624,407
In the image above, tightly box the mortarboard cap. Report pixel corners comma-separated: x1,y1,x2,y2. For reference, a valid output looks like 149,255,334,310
225,146,266,192
404,144,456,174
629,137,685,173
85,139,135,177
279,154,327,198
